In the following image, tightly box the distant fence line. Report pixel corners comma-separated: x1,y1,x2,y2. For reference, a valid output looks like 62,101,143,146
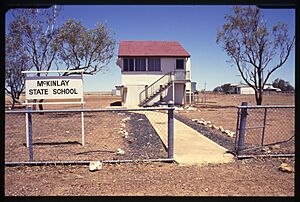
84,91,115,96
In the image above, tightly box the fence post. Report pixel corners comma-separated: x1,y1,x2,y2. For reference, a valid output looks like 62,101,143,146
168,101,174,159
27,107,33,161
81,72,85,146
237,102,248,154
25,103,29,148
234,108,241,152
261,108,267,146
81,110,85,146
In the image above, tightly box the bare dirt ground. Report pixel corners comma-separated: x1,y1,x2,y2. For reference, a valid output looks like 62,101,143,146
4,93,295,196
176,93,295,156
183,93,295,132
5,158,294,196
5,108,167,162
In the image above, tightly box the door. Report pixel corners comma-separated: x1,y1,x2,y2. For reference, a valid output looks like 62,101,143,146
175,58,185,80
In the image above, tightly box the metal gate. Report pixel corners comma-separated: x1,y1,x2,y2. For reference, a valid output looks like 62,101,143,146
234,103,295,157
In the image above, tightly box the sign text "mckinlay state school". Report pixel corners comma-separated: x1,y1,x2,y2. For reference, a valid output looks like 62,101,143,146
25,76,83,100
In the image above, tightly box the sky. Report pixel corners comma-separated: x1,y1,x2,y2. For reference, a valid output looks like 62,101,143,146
5,5,295,92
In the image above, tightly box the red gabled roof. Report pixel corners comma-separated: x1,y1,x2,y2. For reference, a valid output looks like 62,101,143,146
118,40,190,57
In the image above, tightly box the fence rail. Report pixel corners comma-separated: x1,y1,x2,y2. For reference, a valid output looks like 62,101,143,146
235,103,295,157
5,107,174,165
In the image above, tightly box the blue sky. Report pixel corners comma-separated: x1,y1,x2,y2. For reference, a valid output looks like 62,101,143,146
5,5,295,91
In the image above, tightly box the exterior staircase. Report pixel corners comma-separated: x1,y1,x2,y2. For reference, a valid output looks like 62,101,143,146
139,71,175,107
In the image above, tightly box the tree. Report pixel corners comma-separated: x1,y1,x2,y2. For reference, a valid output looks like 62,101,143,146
213,83,234,93
6,7,116,110
221,83,232,93
10,7,60,74
5,35,31,108
54,19,115,76
272,78,294,92
7,7,61,110
216,6,294,105
213,86,223,92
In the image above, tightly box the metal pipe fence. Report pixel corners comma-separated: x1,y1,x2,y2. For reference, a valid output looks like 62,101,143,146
235,104,295,157
5,107,174,165
185,92,196,105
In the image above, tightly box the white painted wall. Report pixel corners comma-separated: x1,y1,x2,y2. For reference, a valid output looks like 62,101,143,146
123,85,146,107
238,87,255,94
122,73,163,86
120,57,189,86
118,57,190,106
186,57,191,76
146,83,185,106
186,81,197,92
174,83,185,104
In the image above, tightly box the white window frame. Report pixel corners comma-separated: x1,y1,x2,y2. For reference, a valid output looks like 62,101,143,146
123,58,134,72
175,58,185,70
135,57,147,71
147,58,161,71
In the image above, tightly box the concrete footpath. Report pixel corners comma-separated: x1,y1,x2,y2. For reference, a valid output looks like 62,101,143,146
140,111,234,166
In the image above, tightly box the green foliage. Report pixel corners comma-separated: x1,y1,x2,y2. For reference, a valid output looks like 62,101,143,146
5,7,116,108
221,83,231,92
6,7,115,76
55,19,116,75
8,8,60,73
213,83,233,93
5,35,31,108
213,86,222,92
272,78,294,92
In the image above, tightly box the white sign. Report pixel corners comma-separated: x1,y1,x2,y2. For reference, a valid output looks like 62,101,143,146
25,76,83,100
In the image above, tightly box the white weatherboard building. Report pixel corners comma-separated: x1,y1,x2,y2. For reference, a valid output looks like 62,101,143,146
186,81,197,93
234,84,255,95
116,40,191,107
229,83,281,95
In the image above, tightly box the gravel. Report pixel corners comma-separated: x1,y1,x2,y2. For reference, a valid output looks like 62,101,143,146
120,112,167,160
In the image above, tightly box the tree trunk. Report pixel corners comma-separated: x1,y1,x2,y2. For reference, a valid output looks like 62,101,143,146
32,99,37,110
256,96,262,105
39,99,44,115
255,89,263,105
12,98,16,109
39,99,44,110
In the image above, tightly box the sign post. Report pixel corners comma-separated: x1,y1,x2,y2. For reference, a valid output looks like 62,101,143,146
25,100,29,147
22,70,85,147
80,71,85,146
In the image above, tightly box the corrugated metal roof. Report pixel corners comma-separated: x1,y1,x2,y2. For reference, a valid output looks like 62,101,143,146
118,40,190,57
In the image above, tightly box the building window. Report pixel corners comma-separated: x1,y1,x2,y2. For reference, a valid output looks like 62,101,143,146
123,58,134,71
176,59,184,70
148,58,161,71
135,58,146,71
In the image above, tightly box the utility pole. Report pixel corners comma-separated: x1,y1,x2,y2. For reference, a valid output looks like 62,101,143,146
204,82,207,106
201,82,207,106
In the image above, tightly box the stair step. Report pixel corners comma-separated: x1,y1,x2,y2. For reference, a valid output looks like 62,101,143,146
140,80,173,106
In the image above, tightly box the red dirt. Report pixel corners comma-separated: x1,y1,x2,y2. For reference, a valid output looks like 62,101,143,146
5,93,295,196
5,157,294,196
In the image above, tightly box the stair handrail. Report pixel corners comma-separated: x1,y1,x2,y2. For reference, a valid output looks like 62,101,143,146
139,71,175,105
